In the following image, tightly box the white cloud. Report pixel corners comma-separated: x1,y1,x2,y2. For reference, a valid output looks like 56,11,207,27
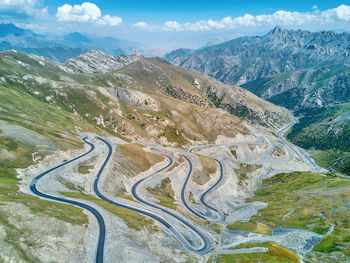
164,21,183,31
136,4,350,32
329,4,350,21
41,6,48,15
133,21,166,31
56,2,122,26
312,5,318,10
56,2,100,22
134,21,149,29
96,15,122,26
0,0,47,16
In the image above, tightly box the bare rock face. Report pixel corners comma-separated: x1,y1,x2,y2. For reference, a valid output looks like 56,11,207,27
65,49,144,74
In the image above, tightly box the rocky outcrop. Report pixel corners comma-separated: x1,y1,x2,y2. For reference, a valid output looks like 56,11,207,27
65,49,144,73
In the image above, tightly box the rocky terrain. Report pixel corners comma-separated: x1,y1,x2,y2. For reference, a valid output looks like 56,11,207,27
65,50,144,74
0,49,348,263
0,49,291,150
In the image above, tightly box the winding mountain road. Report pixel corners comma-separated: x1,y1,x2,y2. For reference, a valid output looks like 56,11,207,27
181,155,209,221
188,148,226,222
29,137,106,263
28,118,319,261
185,119,317,222
95,137,212,255
277,120,320,171
198,159,225,222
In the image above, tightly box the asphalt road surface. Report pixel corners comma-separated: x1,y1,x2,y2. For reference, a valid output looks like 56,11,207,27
95,137,212,255
29,137,106,263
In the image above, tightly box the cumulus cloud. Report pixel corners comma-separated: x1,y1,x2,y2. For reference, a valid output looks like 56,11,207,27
136,4,350,32
0,0,47,17
330,4,350,21
56,2,122,26
312,5,318,10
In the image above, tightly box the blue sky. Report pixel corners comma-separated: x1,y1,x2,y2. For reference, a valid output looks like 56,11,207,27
24,0,347,26
43,1,347,22
1,1,350,53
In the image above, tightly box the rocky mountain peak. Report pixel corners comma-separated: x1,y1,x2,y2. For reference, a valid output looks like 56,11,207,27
266,25,295,42
270,25,288,34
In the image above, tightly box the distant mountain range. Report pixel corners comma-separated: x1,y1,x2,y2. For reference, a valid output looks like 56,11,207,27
0,23,141,63
165,26,350,85
165,26,350,111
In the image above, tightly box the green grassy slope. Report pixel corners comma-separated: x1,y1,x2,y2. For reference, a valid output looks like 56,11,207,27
246,172,350,262
287,103,350,175
209,171,350,262
0,71,102,261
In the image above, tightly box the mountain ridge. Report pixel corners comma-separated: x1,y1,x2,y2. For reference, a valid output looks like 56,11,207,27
165,26,350,85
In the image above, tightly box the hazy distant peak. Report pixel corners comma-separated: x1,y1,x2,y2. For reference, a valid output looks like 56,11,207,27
0,23,34,38
63,32,92,44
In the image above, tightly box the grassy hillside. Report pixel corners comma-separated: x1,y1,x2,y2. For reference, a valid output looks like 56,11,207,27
209,242,300,263
212,172,350,262
286,103,350,175
0,51,258,147
0,68,104,261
